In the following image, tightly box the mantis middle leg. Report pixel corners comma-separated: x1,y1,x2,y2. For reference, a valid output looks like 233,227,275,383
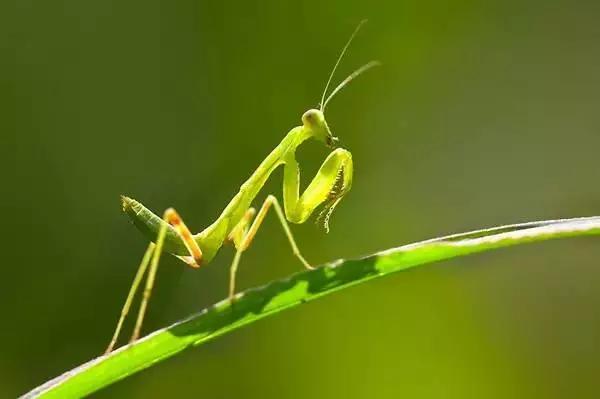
227,195,312,301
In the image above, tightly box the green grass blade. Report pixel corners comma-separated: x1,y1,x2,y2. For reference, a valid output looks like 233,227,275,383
22,216,600,398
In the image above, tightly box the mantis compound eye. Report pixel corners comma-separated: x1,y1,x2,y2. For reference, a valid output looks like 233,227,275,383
302,109,321,126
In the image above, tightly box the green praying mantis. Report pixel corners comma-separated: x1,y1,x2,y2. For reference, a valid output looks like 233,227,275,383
106,21,379,354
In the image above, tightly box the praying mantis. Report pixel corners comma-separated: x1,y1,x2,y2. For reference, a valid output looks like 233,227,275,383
106,21,379,354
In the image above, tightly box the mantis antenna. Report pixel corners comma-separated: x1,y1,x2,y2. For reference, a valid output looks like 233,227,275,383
319,20,380,112
322,60,381,110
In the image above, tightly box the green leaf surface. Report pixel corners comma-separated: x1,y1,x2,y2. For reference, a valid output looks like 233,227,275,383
22,216,600,398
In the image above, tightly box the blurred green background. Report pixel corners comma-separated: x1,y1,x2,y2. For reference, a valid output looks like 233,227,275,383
3,0,600,397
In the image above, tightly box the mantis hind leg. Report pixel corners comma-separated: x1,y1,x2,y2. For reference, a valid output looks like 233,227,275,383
228,195,312,302
105,208,202,354
104,242,155,354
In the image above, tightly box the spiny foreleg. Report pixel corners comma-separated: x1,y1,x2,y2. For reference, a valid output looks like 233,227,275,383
283,147,353,232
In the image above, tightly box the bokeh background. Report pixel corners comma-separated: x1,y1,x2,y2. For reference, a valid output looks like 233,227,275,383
3,0,600,397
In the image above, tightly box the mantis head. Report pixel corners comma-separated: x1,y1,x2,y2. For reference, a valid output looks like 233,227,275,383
302,109,338,148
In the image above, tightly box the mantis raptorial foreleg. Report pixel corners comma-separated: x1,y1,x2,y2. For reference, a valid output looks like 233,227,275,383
284,148,353,231
105,208,202,353
228,195,312,301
